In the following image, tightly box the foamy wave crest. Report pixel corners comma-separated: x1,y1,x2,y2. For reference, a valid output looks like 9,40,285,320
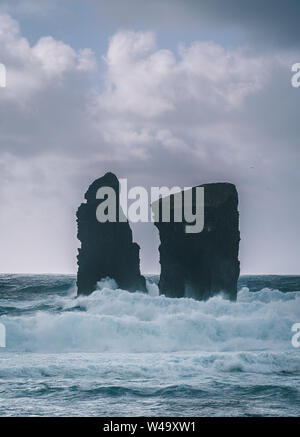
0,350,299,379
1,285,300,353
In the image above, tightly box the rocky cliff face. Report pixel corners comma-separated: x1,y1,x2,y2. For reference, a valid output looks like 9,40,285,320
76,172,146,295
153,183,240,301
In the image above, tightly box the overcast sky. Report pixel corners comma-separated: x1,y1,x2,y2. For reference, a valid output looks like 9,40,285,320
0,0,300,274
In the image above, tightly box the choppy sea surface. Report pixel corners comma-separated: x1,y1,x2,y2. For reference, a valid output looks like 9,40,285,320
0,274,300,417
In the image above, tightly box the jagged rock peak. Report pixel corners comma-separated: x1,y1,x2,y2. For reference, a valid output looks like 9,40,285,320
76,172,146,295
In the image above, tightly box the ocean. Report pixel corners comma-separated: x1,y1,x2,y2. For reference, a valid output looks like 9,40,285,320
0,274,299,417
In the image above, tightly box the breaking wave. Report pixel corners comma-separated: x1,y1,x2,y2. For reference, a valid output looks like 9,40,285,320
1,279,300,355
1,274,300,416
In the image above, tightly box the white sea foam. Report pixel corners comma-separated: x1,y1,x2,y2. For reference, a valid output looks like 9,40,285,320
0,350,299,379
2,284,300,354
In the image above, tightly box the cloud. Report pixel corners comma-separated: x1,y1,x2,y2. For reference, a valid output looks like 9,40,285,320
0,15,300,273
193,0,300,47
0,0,56,16
89,30,281,164
0,13,97,159
89,0,300,48
3,1,300,48
0,14,96,101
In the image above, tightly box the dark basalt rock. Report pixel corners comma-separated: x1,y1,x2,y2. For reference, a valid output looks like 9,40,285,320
76,172,146,295
153,183,240,301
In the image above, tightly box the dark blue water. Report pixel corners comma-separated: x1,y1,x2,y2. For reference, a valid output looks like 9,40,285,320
0,274,300,416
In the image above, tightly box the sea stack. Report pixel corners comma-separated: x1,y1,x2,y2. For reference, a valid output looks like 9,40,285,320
153,183,240,301
76,172,146,295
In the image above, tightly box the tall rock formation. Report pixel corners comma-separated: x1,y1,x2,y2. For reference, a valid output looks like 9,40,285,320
76,172,146,295
153,183,240,301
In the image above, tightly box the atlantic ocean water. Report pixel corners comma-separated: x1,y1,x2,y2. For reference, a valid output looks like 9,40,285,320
0,274,299,417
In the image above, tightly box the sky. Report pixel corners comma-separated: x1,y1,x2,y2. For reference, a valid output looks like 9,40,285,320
0,0,300,274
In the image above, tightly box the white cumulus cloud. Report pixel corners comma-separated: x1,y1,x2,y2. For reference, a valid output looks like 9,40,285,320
0,16,300,274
